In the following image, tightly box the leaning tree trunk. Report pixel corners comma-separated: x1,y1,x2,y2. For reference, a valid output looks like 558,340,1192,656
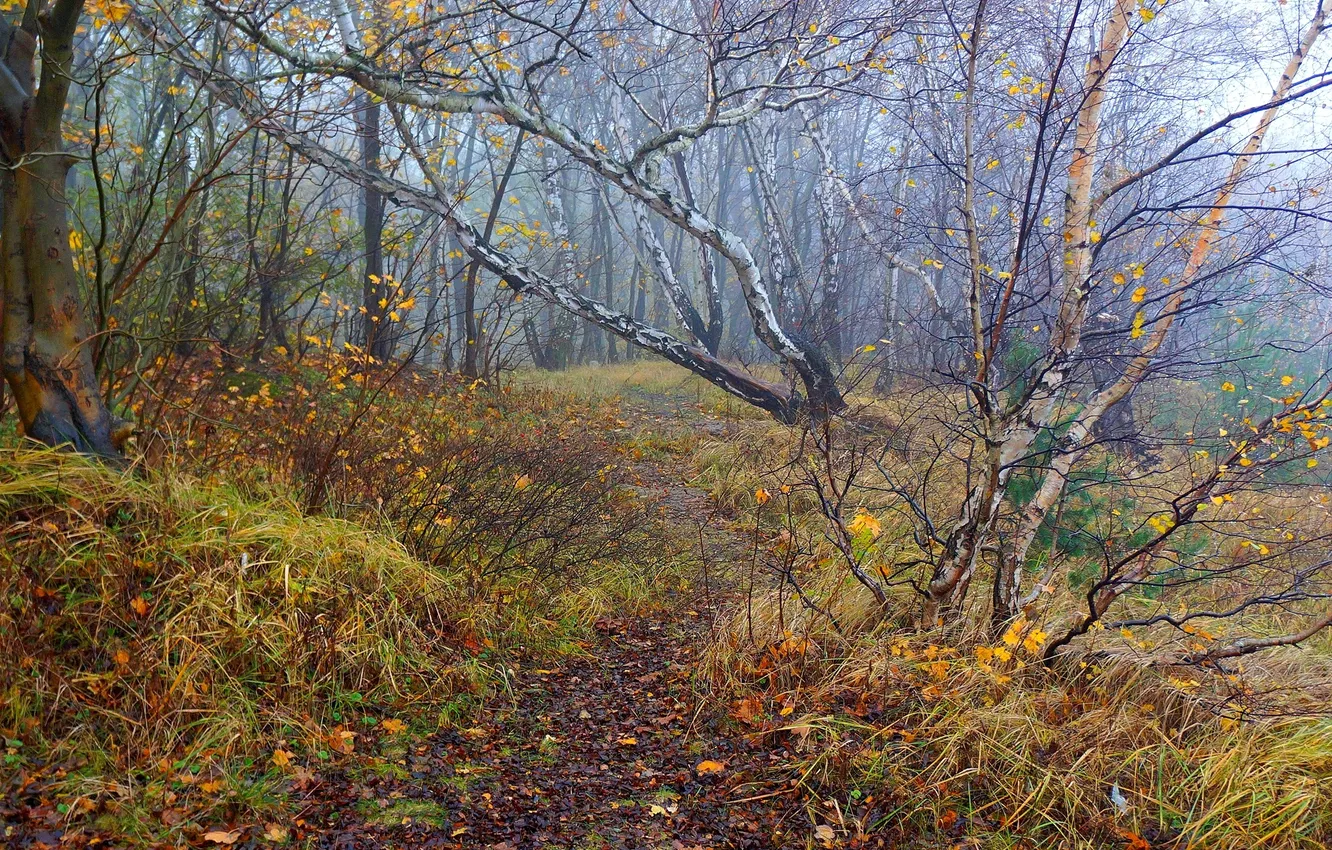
0,1,124,457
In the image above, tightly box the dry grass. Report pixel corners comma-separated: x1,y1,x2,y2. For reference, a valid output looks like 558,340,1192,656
701,578,1332,848
629,367,1332,848
0,447,467,799
0,435,681,841
512,360,778,421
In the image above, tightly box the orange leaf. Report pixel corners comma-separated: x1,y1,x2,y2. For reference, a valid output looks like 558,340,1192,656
695,759,726,775
1116,828,1150,850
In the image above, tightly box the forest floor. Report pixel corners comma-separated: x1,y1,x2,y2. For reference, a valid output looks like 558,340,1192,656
290,384,821,849
0,373,841,849
9,367,1332,849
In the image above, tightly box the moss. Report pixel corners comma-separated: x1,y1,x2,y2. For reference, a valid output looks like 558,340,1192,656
354,798,450,827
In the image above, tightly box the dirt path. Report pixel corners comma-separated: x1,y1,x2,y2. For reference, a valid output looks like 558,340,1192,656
296,392,807,849
301,607,791,849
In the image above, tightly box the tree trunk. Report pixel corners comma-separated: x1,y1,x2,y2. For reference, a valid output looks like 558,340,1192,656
596,191,618,363
463,131,525,378
0,2,125,457
358,93,389,360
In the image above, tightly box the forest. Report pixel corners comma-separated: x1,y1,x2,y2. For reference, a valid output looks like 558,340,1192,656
3,0,1332,846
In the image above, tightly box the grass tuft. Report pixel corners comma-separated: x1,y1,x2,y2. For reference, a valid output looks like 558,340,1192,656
0,445,470,834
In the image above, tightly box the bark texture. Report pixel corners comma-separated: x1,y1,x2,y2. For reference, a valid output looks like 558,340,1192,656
1,2,124,457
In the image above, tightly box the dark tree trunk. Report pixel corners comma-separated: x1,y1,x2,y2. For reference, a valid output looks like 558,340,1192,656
358,93,389,360
463,131,525,378
598,195,618,363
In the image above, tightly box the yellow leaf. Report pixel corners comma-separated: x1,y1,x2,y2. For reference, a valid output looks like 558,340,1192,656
1281,375,1294,386
1131,286,1147,303
862,344,876,353
696,759,726,775
262,824,289,843
1221,381,1235,392
1112,272,1126,286
1022,629,1047,654
1308,458,1318,469
1138,7,1156,22
381,718,407,734
130,596,149,616
754,487,771,506
847,510,882,539
617,737,637,746
271,749,293,769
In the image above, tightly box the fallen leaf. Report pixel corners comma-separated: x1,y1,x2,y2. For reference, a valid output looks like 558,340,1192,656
617,736,637,746
814,823,836,845
695,759,726,775
203,829,242,845
262,823,289,842
1116,828,1150,850
732,696,763,724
